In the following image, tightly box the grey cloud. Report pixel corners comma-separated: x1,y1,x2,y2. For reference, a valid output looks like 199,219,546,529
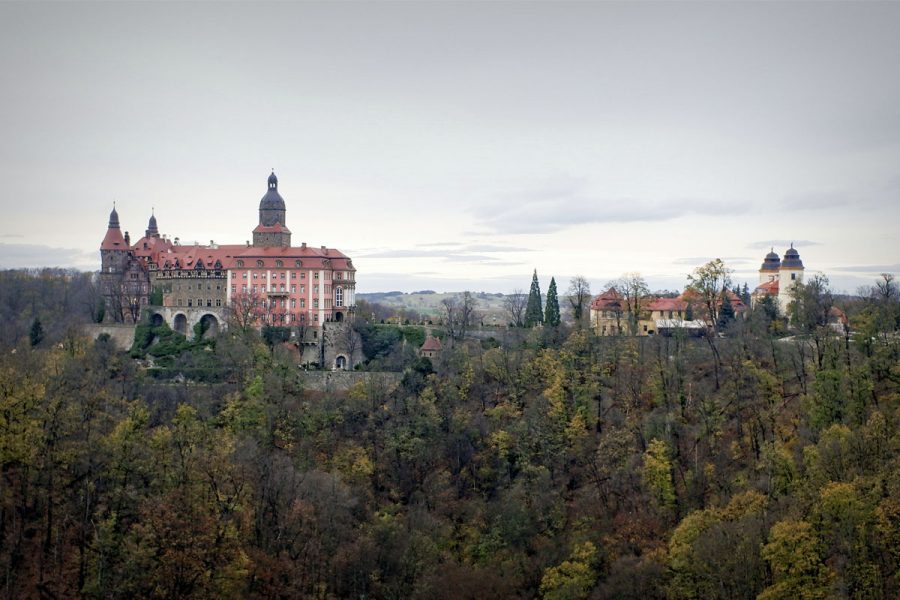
0,243,95,270
672,256,754,266
780,190,849,211
475,184,748,234
746,240,822,250
829,264,900,273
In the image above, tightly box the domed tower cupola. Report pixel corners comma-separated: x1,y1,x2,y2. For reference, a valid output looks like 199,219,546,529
781,244,804,269
259,170,287,227
145,209,159,238
253,170,291,247
758,248,781,283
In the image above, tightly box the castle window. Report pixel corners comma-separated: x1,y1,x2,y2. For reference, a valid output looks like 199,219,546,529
291,284,296,293
300,299,305,308
291,298,296,308
275,260,283,268
295,260,301,268
301,272,305,279
178,299,182,306
216,299,221,307
257,260,264,268
236,260,244,267
301,285,305,293
253,273,258,279
242,272,247,279
335,287,343,307
242,285,247,293
336,272,342,280
314,272,319,280
231,285,236,293
188,299,192,307
280,272,285,279
313,299,319,308
791,273,796,280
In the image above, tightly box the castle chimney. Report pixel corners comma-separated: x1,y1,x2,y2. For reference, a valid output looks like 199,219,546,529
124,231,130,245
301,242,307,249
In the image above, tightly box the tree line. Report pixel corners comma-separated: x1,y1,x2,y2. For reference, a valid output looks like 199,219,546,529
0,268,897,598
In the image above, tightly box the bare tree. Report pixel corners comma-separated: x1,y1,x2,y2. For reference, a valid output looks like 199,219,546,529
608,272,650,335
566,276,591,326
227,290,266,331
503,289,528,327
442,291,479,341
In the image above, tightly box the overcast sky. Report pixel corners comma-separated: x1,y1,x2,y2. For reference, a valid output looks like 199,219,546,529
1,2,898,294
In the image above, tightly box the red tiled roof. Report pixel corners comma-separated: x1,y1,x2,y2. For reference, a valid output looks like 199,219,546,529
100,227,126,250
646,297,688,312
421,335,442,351
754,280,779,295
252,223,292,234
591,288,623,310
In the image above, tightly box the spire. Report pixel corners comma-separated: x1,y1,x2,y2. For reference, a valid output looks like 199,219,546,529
146,207,159,237
268,170,278,190
101,204,126,250
108,203,120,229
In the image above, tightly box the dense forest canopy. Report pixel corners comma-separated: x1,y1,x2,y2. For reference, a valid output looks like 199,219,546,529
0,268,898,599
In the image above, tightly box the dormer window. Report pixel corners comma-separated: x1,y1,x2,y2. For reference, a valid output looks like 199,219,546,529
236,260,244,267
257,260,264,268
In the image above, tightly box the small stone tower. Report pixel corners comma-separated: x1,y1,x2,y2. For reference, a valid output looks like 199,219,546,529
252,171,292,247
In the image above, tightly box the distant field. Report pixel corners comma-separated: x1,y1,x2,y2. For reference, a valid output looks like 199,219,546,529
357,291,510,324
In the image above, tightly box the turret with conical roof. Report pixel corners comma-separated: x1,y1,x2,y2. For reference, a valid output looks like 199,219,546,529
101,204,127,251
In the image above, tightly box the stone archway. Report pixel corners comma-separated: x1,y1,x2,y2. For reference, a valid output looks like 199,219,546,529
173,313,188,335
335,355,348,370
334,311,344,322
150,313,164,327
198,313,219,339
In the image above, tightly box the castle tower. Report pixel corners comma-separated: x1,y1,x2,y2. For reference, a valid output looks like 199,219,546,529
99,205,130,322
758,248,781,284
777,244,804,313
145,210,159,238
252,171,292,247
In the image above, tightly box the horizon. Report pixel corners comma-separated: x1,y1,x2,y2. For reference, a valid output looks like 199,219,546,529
1,3,898,296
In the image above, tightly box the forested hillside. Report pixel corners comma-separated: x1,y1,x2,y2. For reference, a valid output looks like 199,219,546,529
0,270,897,599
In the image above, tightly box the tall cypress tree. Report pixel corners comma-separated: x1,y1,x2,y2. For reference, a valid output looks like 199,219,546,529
525,269,544,327
545,277,560,326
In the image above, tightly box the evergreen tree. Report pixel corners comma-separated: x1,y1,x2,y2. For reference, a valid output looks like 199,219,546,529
545,277,561,326
29,318,43,347
525,269,544,327
717,291,735,330
741,282,751,305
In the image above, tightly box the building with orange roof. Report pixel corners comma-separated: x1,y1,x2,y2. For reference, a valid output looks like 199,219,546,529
750,245,805,314
99,172,357,356
590,287,746,337
419,334,443,359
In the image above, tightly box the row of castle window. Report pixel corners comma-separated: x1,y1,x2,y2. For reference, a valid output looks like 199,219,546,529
231,283,344,299
176,298,223,308
233,270,352,281
177,284,221,291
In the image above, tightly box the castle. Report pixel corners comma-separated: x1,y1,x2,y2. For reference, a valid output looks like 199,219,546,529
750,245,804,314
99,172,357,350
